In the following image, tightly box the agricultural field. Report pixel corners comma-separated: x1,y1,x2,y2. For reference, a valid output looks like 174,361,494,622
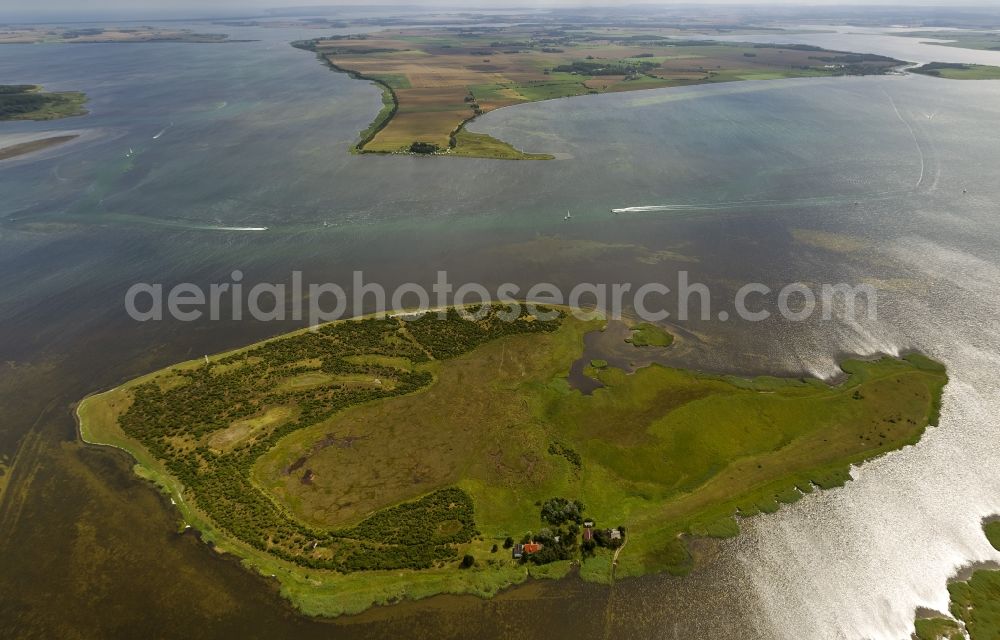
294,28,903,159
77,305,947,616
0,85,87,121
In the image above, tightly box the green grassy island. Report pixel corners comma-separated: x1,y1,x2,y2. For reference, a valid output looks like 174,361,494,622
627,322,675,347
911,62,1000,80
78,305,947,617
0,84,87,121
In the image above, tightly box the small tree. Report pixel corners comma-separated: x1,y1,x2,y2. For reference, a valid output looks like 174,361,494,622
503,536,514,549
460,554,475,569
409,141,439,154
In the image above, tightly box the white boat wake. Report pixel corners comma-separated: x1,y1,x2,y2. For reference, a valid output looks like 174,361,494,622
882,87,925,189
612,205,685,213
611,189,909,215
153,121,175,140
147,219,269,232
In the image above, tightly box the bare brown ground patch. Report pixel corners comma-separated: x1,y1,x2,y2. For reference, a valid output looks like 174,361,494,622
208,405,297,453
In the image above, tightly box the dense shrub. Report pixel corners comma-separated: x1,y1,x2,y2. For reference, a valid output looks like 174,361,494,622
118,309,559,572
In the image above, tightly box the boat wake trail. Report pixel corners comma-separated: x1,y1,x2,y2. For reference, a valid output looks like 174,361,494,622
143,218,270,232
201,225,269,232
611,190,909,215
611,205,689,213
882,87,925,189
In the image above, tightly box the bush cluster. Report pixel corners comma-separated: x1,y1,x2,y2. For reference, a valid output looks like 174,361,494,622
118,312,559,572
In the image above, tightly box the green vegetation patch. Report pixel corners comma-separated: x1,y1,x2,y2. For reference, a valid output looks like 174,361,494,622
0,84,87,121
912,62,1000,80
450,129,553,160
79,306,946,617
949,569,1000,640
369,73,411,89
985,519,1000,551
548,441,582,470
404,306,561,357
627,322,674,347
511,75,590,101
913,617,963,640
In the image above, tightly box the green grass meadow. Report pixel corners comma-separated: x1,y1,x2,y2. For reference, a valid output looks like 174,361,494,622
79,310,946,616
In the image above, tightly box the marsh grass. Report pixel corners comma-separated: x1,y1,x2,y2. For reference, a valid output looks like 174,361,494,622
79,310,946,616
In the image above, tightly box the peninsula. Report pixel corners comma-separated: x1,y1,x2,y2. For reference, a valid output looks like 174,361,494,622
77,305,947,617
293,28,904,159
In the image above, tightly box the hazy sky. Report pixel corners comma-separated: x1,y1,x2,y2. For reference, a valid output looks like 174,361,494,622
3,0,996,22
6,0,996,11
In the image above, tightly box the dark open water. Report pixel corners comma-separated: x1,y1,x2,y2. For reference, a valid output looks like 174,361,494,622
1,22,999,639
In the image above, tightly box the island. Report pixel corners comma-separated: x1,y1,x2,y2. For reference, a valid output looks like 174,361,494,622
292,28,904,159
0,84,87,121
911,62,1000,80
77,305,947,617
0,85,87,160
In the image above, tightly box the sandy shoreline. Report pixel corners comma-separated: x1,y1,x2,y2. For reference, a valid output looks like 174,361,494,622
0,134,78,161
